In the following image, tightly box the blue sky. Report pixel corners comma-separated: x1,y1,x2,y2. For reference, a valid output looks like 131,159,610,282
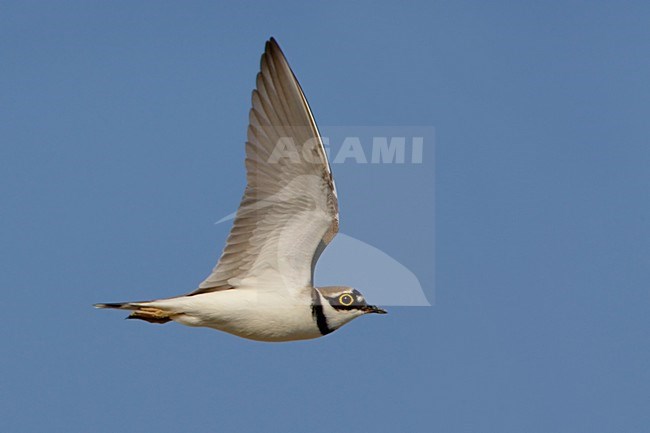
1,1,649,432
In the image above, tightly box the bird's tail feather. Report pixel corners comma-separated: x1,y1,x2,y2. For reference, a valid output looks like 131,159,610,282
94,302,136,310
94,301,173,324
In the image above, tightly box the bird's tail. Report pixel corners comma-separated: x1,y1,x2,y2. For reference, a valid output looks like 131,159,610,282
94,301,173,324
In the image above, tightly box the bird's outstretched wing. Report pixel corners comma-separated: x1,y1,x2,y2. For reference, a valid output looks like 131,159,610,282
190,38,339,296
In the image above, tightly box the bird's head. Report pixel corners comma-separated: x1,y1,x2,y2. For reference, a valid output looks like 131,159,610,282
314,286,387,332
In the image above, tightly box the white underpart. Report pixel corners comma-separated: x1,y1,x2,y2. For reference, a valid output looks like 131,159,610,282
148,289,321,342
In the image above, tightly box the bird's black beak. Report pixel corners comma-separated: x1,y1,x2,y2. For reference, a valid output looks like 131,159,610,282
363,305,387,314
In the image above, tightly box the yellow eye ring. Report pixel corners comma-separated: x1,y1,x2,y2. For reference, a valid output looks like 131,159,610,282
339,294,354,306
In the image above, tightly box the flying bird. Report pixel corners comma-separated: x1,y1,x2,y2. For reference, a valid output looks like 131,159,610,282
95,38,386,342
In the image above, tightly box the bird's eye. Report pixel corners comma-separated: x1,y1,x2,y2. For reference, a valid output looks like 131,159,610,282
339,294,354,306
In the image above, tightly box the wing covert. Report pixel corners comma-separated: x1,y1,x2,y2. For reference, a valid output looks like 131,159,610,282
191,38,339,295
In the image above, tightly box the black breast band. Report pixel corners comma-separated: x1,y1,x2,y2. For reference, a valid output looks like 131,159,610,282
311,289,332,335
